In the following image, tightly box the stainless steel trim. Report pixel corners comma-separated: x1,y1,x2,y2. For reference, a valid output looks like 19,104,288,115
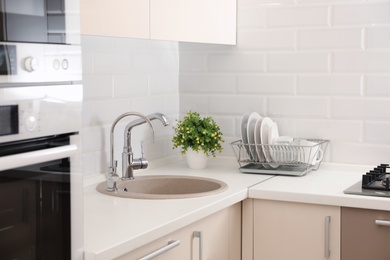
0,144,77,171
193,231,203,260
324,216,331,258
139,240,180,260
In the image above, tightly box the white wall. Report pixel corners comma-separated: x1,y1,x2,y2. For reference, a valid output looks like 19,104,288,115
81,36,179,176
82,0,390,177
179,0,390,165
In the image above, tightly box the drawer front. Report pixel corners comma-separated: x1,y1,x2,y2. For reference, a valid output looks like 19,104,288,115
341,207,390,260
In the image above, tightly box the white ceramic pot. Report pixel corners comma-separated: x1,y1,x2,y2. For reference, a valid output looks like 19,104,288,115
186,148,208,170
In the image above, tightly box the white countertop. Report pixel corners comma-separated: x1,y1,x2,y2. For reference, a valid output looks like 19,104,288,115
83,159,273,260
83,160,390,260
248,163,390,211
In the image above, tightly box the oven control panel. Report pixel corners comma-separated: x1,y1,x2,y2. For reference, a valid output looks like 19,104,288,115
0,84,82,144
0,42,82,85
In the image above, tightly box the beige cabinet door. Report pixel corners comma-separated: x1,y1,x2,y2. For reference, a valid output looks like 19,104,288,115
251,199,340,260
341,207,390,260
150,0,236,45
80,0,149,39
117,202,241,259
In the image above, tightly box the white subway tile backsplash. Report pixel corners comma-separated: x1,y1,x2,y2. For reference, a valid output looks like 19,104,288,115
366,26,390,49
133,53,166,72
83,75,113,100
93,52,133,74
113,75,149,98
83,99,132,127
333,98,390,119
267,6,329,28
237,29,295,50
268,97,329,117
237,7,266,28
331,142,390,165
208,53,266,72
213,116,236,137
82,0,390,170
149,74,179,95
237,74,295,94
165,94,180,115
180,94,209,114
180,74,236,93
365,75,390,96
209,95,266,115
365,121,390,144
333,2,390,26
131,96,166,115
333,51,390,72
179,53,206,72
298,74,361,95
298,28,362,49
296,119,362,141
268,52,329,72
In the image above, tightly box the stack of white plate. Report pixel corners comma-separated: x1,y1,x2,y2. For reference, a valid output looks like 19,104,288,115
240,112,291,169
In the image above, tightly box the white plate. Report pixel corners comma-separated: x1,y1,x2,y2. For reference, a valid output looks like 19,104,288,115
247,112,261,161
268,122,280,163
240,113,250,144
254,117,271,169
240,113,250,157
260,117,278,168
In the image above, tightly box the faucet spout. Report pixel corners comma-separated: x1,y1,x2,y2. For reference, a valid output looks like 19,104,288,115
125,113,169,132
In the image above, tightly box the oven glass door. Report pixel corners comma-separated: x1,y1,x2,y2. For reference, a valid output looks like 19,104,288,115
0,0,66,43
0,135,73,260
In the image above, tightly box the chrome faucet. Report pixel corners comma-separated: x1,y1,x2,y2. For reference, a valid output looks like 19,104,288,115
107,112,169,191
122,113,169,180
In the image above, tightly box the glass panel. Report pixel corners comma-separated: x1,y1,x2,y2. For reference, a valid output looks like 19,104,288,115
5,0,45,16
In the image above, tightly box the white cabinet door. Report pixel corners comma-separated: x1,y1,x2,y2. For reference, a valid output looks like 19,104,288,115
150,0,236,45
80,0,149,39
251,199,340,260
116,203,241,259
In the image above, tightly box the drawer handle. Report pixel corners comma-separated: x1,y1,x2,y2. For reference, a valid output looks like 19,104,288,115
193,231,203,260
139,240,180,260
375,220,390,227
324,216,331,258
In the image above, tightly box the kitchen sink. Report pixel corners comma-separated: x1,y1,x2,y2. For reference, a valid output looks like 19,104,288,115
96,175,228,199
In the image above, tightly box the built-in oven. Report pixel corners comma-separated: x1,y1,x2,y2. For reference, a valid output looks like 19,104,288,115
0,84,83,260
0,0,80,45
0,0,82,258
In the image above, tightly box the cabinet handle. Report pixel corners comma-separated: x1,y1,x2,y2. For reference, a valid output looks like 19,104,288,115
324,216,331,258
139,240,180,260
193,231,203,260
375,220,390,227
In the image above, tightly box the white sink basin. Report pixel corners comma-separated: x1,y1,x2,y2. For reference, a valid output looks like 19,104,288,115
96,175,228,199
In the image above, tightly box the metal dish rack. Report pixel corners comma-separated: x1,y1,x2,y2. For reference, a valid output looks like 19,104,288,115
230,138,330,176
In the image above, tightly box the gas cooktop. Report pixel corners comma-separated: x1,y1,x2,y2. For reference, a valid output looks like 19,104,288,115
343,164,390,198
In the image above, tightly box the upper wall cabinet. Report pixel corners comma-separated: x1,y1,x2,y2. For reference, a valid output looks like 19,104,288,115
80,0,149,39
150,0,236,45
80,0,236,45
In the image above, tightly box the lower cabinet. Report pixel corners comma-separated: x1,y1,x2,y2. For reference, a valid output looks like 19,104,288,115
116,202,241,259
341,207,390,260
243,199,340,260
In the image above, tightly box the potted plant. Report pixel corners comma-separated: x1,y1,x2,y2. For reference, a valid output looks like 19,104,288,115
172,111,224,169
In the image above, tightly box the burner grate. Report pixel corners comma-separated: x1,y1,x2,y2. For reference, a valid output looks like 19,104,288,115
362,164,390,191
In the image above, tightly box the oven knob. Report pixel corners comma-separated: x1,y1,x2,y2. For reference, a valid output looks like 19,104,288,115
24,57,39,72
25,115,38,131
